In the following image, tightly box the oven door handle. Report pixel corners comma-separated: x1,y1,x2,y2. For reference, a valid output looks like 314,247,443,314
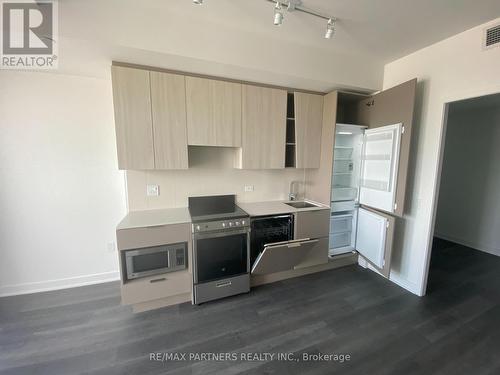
251,215,292,222
194,228,249,239
216,280,232,288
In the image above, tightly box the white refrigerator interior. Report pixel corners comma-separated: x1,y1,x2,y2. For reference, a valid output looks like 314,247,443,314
329,122,402,268
329,124,365,256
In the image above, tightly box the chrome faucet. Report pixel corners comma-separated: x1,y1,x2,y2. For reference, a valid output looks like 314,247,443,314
289,180,300,201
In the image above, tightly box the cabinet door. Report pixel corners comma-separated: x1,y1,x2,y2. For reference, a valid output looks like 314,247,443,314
294,209,330,239
111,66,154,170
240,85,287,169
150,72,189,169
251,239,319,275
185,77,242,147
355,207,395,278
359,123,402,214
356,79,417,217
295,92,324,168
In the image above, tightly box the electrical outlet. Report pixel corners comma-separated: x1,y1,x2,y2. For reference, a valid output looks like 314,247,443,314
244,185,254,192
107,242,116,253
147,184,159,196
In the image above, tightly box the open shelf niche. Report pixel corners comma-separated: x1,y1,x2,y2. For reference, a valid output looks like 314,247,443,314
285,92,296,168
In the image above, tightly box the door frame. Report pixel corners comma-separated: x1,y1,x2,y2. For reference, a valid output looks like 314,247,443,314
419,87,500,296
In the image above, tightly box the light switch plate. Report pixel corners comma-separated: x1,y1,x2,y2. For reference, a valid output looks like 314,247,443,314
147,184,160,196
244,185,254,192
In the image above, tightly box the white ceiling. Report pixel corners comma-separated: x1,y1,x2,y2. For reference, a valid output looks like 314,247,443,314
60,0,500,63
58,0,500,92
268,0,500,62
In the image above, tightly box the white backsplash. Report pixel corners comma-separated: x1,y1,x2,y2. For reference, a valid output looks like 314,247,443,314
126,146,307,211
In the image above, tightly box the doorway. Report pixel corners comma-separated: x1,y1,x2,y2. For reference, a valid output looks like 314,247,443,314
426,92,500,292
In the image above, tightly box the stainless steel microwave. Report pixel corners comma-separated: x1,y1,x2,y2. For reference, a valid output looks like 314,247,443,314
124,242,187,281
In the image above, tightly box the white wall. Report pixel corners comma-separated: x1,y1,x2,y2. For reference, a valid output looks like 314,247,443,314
0,71,127,296
435,103,500,256
382,18,500,295
0,1,385,296
127,148,307,211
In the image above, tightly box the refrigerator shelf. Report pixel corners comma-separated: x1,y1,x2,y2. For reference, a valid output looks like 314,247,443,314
333,160,354,174
332,186,358,201
334,147,353,160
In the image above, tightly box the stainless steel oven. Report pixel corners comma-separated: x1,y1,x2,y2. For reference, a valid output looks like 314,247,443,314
192,219,250,304
124,242,187,281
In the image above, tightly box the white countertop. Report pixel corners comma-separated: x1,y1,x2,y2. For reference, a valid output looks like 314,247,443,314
116,207,191,230
238,200,330,217
116,200,330,230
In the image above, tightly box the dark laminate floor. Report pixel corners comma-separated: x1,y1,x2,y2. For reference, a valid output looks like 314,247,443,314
1,239,500,375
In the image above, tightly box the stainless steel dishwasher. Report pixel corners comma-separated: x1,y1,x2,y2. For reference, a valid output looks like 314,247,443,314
250,214,294,268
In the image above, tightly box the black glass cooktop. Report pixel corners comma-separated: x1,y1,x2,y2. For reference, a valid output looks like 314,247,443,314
188,194,248,223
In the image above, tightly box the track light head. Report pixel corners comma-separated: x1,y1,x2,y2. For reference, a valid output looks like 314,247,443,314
274,2,284,26
193,0,203,4
325,18,335,39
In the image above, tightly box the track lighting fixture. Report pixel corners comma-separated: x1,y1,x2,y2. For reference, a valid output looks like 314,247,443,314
273,1,284,26
325,18,335,39
191,0,337,40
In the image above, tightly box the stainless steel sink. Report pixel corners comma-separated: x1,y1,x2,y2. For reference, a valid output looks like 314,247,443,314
284,201,319,209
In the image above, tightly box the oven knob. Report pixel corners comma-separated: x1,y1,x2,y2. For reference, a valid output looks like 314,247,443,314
222,222,226,228
229,222,233,227
196,225,201,231
241,220,246,225
235,221,240,226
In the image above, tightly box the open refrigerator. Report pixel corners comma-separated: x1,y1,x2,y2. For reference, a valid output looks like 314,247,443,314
329,124,365,256
329,122,403,277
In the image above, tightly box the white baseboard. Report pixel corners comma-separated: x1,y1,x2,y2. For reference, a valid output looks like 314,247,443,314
0,271,120,297
389,271,422,296
434,232,500,257
358,256,422,296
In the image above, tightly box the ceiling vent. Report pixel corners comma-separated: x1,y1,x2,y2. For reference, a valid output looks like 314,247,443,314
484,24,500,49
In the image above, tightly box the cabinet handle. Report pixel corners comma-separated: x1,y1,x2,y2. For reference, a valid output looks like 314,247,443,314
287,239,319,248
150,277,166,283
216,281,232,288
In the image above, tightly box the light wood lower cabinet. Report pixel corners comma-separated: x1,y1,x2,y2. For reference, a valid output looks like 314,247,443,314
111,66,155,170
294,209,330,239
185,76,242,147
294,237,329,269
295,92,324,169
239,85,287,169
150,72,189,169
117,222,193,310
121,270,191,305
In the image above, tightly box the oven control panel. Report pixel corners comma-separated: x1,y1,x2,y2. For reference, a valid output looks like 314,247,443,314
193,218,250,233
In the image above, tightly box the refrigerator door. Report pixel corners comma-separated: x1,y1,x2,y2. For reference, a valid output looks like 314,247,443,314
359,123,402,214
355,207,395,278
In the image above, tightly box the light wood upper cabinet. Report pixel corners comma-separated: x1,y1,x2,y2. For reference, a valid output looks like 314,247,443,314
111,66,154,170
185,77,242,147
150,72,189,169
294,92,324,168
240,85,287,169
